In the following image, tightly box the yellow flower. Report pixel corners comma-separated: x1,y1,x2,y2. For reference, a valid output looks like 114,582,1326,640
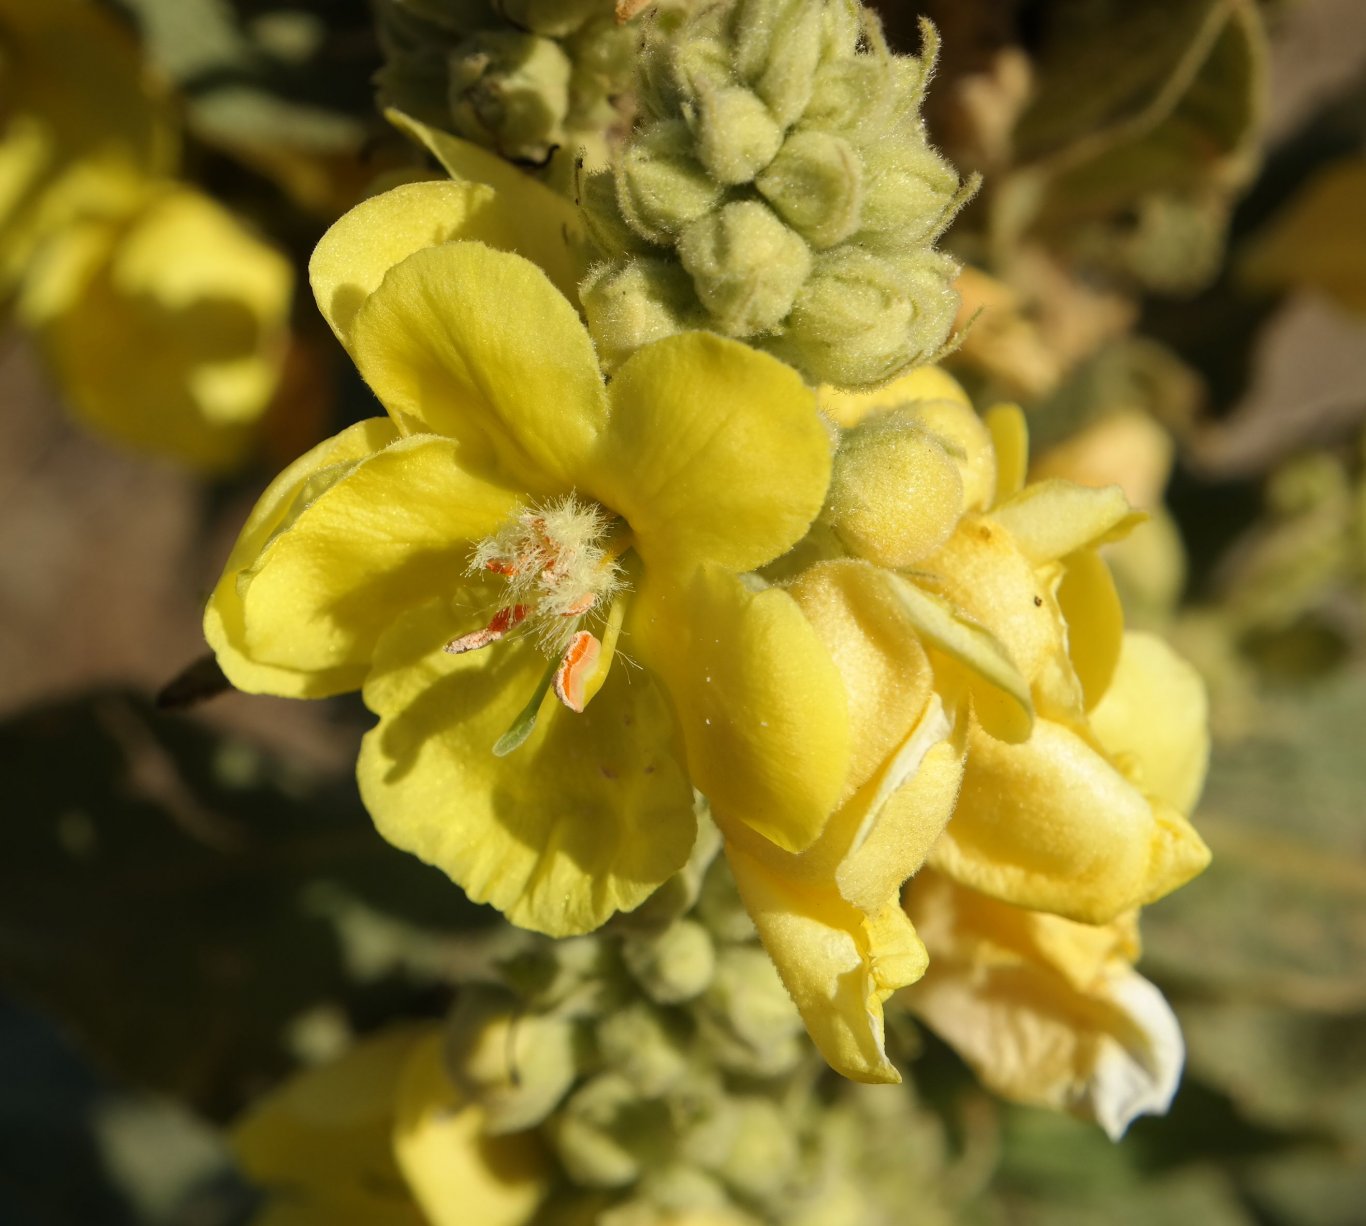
903,869,1184,1139
0,0,174,293
233,1026,549,1226
19,184,294,471
206,180,845,937
718,369,1209,1084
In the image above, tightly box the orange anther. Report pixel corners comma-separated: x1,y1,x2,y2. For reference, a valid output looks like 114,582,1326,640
552,630,601,712
446,604,527,655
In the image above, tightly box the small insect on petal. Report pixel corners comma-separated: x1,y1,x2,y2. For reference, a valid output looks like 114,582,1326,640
553,630,602,712
445,605,528,654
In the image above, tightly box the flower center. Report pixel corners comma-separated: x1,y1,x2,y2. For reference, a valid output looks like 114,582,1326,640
445,495,631,743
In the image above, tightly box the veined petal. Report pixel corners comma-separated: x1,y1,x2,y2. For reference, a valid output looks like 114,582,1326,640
631,566,850,855
235,434,519,685
349,243,608,491
359,598,696,936
310,180,519,348
588,332,831,575
1089,633,1211,814
205,417,400,697
726,839,926,1084
930,719,1211,923
989,479,1143,565
393,1033,549,1226
387,108,586,301
904,872,1184,1140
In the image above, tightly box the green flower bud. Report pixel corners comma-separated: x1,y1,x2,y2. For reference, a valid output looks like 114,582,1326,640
622,918,716,1005
643,4,731,119
500,0,601,38
448,30,571,162
580,257,700,370
776,246,960,388
444,986,580,1133
579,167,653,259
617,121,724,244
701,945,804,1076
693,86,784,185
731,0,826,127
803,56,888,133
715,1098,799,1200
597,1003,690,1096
825,412,965,567
756,129,862,249
552,1074,670,1187
678,200,810,336
857,136,960,248
694,856,757,944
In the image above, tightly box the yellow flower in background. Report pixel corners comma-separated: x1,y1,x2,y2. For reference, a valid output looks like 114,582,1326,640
0,0,293,470
0,0,174,292
903,869,1184,1139
206,180,845,938
233,1026,548,1226
20,185,294,471
720,368,1209,1085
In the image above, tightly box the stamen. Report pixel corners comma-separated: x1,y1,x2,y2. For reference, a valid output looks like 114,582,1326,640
445,604,528,655
552,630,602,713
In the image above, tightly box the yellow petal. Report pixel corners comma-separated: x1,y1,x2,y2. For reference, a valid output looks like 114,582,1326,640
1089,632,1210,814
631,566,850,855
989,480,1143,565
349,242,607,493
231,1024,433,1226
880,570,1033,743
310,180,520,348
985,403,1028,505
359,597,696,936
727,839,926,1083
393,1033,549,1226
930,718,1211,923
205,417,400,697
234,434,519,685
817,364,971,429
1056,547,1125,710
919,517,1080,724
387,108,586,301
904,873,1184,1140
30,186,293,471
785,560,936,803
588,332,831,575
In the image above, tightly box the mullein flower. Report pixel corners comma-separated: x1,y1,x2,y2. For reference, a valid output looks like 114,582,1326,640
0,0,293,470
580,0,972,387
205,177,846,937
720,368,1210,1084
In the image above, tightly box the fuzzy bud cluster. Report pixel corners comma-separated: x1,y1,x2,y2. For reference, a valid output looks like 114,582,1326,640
582,0,972,387
440,821,952,1224
374,0,687,188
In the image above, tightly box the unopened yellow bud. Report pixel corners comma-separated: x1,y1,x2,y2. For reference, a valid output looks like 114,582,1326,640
597,1003,690,1096
757,130,862,249
448,31,571,163
552,1073,667,1187
858,138,961,247
825,412,964,567
731,0,825,126
678,200,810,336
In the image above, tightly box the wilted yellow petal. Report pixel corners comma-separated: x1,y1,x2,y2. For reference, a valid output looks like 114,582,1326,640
1056,547,1125,710
989,479,1143,565
985,403,1028,504
931,718,1210,923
